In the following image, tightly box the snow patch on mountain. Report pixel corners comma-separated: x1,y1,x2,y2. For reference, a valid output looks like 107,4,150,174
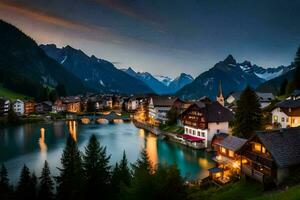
254,69,283,81
154,75,173,86
61,56,67,64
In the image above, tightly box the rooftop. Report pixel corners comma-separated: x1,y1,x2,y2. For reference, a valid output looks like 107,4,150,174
217,135,247,152
256,127,300,168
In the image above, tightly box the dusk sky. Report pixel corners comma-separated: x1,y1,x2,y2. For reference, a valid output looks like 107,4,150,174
0,0,299,77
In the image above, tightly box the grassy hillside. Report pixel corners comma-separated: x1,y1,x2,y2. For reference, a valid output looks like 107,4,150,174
252,185,300,200
0,85,28,100
188,178,300,200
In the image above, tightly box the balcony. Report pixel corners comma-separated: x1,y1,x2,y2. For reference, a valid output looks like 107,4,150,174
243,150,273,168
242,165,264,183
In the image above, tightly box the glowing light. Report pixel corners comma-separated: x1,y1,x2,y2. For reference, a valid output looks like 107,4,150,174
97,118,108,124
39,128,47,160
198,158,209,168
146,135,158,169
68,121,77,142
81,117,90,124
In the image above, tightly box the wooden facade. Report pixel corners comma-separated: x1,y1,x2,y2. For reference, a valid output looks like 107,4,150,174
24,100,36,115
181,104,207,129
241,136,275,183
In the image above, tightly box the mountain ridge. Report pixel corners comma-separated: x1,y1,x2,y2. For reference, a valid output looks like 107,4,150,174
40,44,154,94
0,20,88,98
176,55,293,99
121,68,194,94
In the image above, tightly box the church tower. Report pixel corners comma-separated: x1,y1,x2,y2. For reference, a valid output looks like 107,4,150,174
217,80,225,106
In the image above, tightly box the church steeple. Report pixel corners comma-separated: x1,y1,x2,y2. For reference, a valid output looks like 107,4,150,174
217,80,225,106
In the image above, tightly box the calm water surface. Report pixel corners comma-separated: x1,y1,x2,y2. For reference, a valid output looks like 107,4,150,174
0,121,214,183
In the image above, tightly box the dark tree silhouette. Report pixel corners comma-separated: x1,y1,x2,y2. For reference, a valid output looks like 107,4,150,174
56,136,84,200
0,164,13,199
83,134,111,200
16,165,36,200
233,86,263,138
38,161,54,200
111,151,132,199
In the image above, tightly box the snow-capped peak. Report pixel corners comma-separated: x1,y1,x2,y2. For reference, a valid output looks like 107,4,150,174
154,75,174,86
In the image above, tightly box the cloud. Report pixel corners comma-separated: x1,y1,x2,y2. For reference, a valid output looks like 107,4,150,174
92,0,161,26
0,0,112,34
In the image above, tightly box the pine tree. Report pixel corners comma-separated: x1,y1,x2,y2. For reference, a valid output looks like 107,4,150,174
56,136,84,200
233,86,263,138
0,164,10,191
38,161,54,200
279,78,288,96
293,45,300,90
83,134,111,200
154,164,187,200
111,151,132,199
0,164,13,199
166,108,179,125
16,165,36,200
127,149,154,200
30,172,38,199
118,151,132,186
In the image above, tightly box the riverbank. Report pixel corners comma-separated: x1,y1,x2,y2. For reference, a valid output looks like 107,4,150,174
133,120,207,150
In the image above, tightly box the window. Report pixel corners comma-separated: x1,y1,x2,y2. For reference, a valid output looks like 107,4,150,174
273,115,278,122
220,147,226,154
228,150,234,157
262,146,266,154
286,118,289,122
217,129,220,133
253,143,262,152
281,117,285,122
197,131,200,136
193,130,195,135
202,132,205,137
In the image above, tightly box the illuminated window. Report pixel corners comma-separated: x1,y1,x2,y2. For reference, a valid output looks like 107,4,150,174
262,146,266,154
220,147,226,154
253,143,261,152
274,115,278,122
228,150,234,157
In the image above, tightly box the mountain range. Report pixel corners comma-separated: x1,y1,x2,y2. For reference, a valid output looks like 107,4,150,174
0,20,87,98
176,55,294,99
121,68,194,94
0,20,296,99
40,44,153,94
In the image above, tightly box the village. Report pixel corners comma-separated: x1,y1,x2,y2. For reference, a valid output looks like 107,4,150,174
1,82,300,188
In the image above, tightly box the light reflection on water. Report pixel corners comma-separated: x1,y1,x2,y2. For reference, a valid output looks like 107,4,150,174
0,121,214,183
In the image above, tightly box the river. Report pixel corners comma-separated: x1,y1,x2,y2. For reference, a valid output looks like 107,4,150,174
0,121,214,184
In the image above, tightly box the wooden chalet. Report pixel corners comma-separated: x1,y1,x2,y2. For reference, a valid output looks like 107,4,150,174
180,101,233,148
241,127,300,185
209,135,247,184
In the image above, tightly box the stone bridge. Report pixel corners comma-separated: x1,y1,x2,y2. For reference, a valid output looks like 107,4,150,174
79,111,130,124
